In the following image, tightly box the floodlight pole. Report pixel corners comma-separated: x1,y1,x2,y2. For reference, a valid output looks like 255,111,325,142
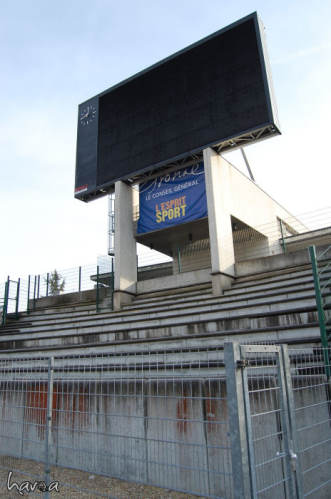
240,148,255,182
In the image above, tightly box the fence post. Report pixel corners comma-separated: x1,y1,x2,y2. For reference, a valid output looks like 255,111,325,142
37,275,40,299
33,276,37,311
177,247,182,273
309,245,330,379
78,266,82,293
1,277,9,327
280,219,287,253
111,258,114,310
15,278,20,319
280,345,304,498
224,342,253,499
27,275,31,314
44,357,54,498
96,265,100,312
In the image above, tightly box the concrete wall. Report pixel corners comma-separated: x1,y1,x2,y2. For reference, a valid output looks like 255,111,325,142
235,243,330,277
137,268,211,294
204,149,305,263
0,375,329,497
114,181,138,305
31,287,108,310
116,150,306,300
0,379,231,498
137,262,173,281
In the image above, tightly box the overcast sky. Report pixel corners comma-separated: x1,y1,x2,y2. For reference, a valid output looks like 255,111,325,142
1,0,330,282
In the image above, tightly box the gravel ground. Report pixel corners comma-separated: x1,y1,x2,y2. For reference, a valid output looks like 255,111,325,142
0,456,202,498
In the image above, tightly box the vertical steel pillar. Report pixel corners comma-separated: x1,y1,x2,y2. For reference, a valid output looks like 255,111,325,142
281,345,304,498
280,219,287,253
78,266,82,293
96,265,100,312
33,276,37,311
224,342,252,499
1,277,9,327
46,273,49,297
27,275,31,314
309,245,330,379
177,247,182,273
111,258,114,310
15,278,20,319
44,357,54,499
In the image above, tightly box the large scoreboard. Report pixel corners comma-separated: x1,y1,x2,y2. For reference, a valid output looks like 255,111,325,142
75,12,279,201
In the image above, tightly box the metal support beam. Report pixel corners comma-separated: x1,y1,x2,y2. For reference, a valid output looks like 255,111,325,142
240,147,255,182
224,342,252,498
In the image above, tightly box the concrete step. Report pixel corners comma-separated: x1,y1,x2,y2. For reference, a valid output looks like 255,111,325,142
15,268,319,322
3,287,321,332
234,263,316,284
0,320,320,357
127,279,316,311
12,264,326,322
13,307,105,324
122,289,213,308
25,301,99,316
235,257,331,284
0,289,321,339
11,303,102,324
0,326,321,360
0,311,320,352
124,283,316,313
225,273,316,296
133,286,213,305
232,265,331,292
0,301,319,350
131,267,329,307
135,281,212,301
11,283,314,328
0,258,325,357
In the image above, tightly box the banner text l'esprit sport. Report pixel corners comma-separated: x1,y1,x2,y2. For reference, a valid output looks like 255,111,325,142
137,163,207,234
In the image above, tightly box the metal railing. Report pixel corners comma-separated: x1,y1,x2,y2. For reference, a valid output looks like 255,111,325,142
225,343,331,499
136,206,331,276
0,346,232,498
0,257,114,326
3,205,331,321
0,344,330,497
290,347,331,498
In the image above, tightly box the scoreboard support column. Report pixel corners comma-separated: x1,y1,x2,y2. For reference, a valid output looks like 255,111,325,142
204,147,235,295
113,180,138,310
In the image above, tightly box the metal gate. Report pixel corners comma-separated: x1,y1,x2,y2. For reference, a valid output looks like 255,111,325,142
225,343,303,499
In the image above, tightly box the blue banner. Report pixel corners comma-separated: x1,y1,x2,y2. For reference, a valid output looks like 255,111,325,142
137,162,207,234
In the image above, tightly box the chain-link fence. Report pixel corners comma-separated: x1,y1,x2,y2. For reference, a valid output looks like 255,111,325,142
290,348,331,498
0,344,330,497
225,343,331,499
0,346,232,498
0,257,114,326
3,206,331,322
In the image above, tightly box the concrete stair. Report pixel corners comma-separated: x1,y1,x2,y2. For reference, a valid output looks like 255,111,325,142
0,258,326,358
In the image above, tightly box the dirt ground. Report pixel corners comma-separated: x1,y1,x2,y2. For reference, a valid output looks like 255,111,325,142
0,456,202,498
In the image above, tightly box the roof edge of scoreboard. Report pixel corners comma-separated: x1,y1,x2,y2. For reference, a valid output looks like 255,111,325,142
78,11,259,107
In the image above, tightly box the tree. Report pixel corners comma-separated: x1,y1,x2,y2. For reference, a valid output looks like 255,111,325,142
48,270,65,296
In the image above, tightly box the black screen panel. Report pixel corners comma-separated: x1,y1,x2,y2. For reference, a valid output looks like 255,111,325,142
75,13,279,201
